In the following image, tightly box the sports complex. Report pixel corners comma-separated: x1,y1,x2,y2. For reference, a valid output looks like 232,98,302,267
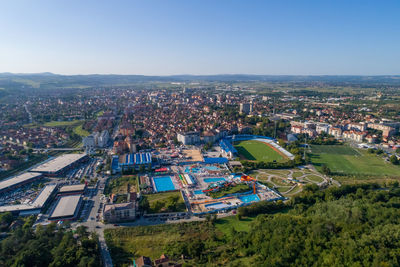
220,135,294,161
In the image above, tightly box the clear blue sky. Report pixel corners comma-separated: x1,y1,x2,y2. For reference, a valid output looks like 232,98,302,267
0,0,399,75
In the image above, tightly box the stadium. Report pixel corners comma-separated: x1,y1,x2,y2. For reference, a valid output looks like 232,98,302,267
220,135,294,161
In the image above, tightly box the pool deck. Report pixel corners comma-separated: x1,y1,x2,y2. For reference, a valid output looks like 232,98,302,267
151,163,283,215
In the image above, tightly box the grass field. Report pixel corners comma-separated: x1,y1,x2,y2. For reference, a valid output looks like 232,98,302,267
307,175,324,183
73,124,90,137
143,191,186,214
234,140,286,162
104,175,138,195
310,145,400,177
43,120,83,127
209,183,250,198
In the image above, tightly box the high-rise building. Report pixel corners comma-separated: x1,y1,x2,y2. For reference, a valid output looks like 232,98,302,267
240,103,252,114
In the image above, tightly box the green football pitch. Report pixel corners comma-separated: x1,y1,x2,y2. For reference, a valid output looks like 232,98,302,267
234,140,287,162
310,145,400,177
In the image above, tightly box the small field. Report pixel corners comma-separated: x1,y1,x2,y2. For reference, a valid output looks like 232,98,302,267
310,145,400,178
142,191,186,214
234,140,286,162
208,183,250,198
104,175,138,195
73,124,90,137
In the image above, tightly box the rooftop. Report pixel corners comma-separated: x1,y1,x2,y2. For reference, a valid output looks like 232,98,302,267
59,184,86,193
0,172,42,192
50,194,82,219
104,202,135,213
31,153,87,173
0,184,56,213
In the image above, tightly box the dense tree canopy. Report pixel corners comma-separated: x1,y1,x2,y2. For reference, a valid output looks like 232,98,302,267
0,221,100,267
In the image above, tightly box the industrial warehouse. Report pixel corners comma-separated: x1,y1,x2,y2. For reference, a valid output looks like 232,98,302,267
0,172,43,193
30,153,88,176
49,194,83,221
0,184,57,216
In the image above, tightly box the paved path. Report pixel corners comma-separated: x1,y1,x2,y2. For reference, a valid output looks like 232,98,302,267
253,165,339,196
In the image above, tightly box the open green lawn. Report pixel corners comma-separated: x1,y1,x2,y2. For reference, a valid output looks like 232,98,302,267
261,169,291,176
275,186,292,193
306,175,324,183
234,140,286,162
143,191,186,214
73,124,90,137
271,177,289,186
292,171,304,178
310,145,400,177
208,183,250,198
284,185,302,196
43,120,83,127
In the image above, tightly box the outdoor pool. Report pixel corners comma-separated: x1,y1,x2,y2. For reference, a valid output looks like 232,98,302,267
203,177,226,183
153,176,175,192
205,166,220,171
238,194,260,203
185,167,201,173
194,190,204,195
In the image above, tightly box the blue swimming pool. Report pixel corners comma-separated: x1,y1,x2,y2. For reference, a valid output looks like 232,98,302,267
153,176,175,192
239,194,260,203
203,177,226,183
194,190,204,195
205,166,220,171
185,167,200,173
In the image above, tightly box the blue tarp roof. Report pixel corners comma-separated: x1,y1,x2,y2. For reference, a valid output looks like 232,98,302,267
203,157,229,164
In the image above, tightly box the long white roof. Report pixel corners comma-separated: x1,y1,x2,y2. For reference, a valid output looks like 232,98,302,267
0,172,42,192
0,184,57,213
31,153,86,173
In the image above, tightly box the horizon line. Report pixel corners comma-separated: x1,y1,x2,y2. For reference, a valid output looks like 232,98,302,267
1,72,400,77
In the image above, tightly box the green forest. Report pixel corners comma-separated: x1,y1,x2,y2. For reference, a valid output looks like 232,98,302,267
106,183,400,266
0,218,101,267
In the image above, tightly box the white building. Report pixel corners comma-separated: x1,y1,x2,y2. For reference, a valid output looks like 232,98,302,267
316,124,330,134
97,130,109,147
177,132,201,145
83,130,109,149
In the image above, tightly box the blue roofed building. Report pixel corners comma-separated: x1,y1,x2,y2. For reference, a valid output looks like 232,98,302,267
219,139,237,159
118,152,152,171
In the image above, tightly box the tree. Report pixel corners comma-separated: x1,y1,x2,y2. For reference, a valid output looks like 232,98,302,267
322,165,331,175
389,155,399,165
